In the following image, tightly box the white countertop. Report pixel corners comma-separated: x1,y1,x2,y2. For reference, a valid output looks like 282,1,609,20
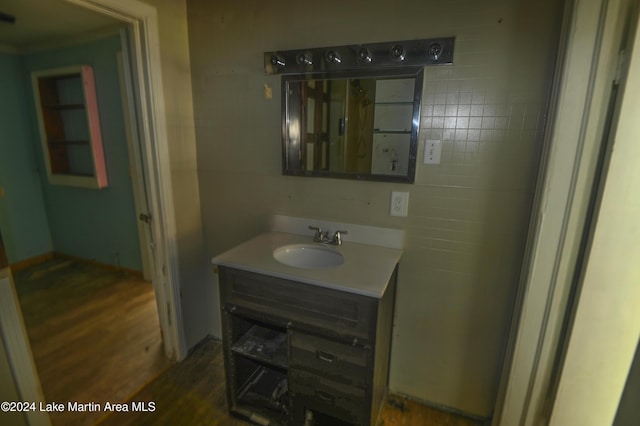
212,232,403,298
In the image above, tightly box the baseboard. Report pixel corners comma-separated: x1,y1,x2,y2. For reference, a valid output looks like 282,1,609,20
9,252,143,279
9,252,54,272
54,253,143,279
388,391,491,425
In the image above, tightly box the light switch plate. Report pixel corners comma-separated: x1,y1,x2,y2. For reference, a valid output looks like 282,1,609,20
424,139,442,164
390,191,409,217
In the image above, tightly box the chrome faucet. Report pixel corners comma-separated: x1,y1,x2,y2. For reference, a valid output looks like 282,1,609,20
308,226,348,245
308,226,325,243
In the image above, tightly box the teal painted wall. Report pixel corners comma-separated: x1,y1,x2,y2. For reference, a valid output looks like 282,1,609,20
0,52,53,263
21,36,142,271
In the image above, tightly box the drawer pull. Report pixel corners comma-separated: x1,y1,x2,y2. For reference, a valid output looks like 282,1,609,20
316,390,335,404
316,350,337,363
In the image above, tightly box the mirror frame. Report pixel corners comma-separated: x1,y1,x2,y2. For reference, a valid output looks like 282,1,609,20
281,66,424,183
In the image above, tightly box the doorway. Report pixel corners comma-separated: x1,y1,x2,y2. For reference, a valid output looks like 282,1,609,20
494,0,640,424
0,0,183,423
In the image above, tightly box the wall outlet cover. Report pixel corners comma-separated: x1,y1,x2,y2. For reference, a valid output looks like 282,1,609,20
424,139,442,164
390,191,409,217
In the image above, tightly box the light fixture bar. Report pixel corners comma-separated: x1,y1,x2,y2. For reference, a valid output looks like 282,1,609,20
264,37,454,75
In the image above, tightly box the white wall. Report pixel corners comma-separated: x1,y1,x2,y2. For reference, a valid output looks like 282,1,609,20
187,0,563,417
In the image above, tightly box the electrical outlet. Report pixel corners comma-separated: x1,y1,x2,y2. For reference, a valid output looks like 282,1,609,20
423,139,442,164
390,191,409,217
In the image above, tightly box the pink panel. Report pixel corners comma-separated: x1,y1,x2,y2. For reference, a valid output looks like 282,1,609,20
81,65,109,188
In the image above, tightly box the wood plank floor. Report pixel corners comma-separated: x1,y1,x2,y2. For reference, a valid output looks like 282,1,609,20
99,338,483,426
13,258,171,426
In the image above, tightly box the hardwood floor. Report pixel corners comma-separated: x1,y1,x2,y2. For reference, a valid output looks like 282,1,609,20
99,338,483,426
13,258,171,426
98,338,242,426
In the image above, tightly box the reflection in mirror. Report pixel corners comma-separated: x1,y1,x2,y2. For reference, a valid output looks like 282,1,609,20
282,68,423,183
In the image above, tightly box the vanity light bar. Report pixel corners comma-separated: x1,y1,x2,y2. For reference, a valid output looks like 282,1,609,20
264,37,454,75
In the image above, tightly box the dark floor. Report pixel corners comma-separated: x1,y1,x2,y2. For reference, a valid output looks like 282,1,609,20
98,338,243,426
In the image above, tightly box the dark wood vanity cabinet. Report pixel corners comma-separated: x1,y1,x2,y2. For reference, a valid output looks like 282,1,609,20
218,266,397,426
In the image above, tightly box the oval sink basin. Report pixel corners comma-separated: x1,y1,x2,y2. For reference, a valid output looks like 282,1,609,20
273,244,344,269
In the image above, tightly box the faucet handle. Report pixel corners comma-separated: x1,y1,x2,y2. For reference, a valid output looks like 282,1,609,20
333,230,348,245
308,225,323,242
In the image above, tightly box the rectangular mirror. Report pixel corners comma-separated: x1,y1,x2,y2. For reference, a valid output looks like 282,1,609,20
282,67,424,183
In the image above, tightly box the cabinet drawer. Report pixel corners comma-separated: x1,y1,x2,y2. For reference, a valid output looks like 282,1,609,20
290,330,370,387
219,267,378,342
290,369,367,425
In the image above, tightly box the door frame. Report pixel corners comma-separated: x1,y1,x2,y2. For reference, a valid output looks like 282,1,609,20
65,0,186,361
116,49,152,281
494,0,640,424
0,269,50,426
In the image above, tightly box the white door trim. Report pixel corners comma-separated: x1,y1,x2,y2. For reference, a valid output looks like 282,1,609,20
116,50,152,281
0,269,50,426
495,0,638,424
64,0,186,361
548,0,640,422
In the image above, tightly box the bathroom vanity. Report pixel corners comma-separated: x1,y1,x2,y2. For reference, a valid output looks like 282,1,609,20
213,228,402,426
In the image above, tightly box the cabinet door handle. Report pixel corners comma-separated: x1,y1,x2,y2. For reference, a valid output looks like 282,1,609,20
316,390,335,404
316,350,337,363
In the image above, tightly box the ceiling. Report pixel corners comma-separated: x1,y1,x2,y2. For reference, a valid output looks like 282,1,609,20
0,0,123,50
